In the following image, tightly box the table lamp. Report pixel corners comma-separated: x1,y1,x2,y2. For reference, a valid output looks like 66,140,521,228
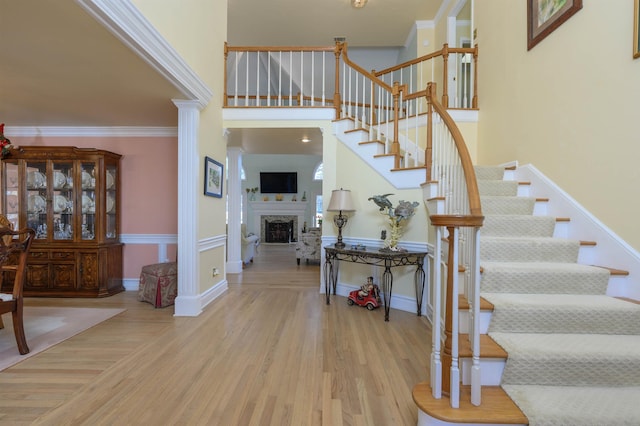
327,188,356,249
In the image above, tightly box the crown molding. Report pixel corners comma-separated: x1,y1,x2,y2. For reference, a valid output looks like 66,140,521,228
416,20,437,30
5,126,177,138
76,0,213,109
407,20,436,48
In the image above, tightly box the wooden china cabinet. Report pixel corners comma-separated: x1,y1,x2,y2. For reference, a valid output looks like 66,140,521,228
0,146,123,297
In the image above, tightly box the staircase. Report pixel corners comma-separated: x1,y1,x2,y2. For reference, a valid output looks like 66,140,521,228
443,165,640,426
331,90,640,425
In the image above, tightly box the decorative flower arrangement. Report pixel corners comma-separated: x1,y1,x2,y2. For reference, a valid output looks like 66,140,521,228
245,187,258,200
368,193,419,251
0,123,12,159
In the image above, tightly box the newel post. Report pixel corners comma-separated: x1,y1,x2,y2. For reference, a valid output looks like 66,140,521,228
441,224,456,397
223,42,229,107
425,82,435,182
472,44,479,109
370,69,377,124
441,43,449,108
391,82,402,169
334,43,343,120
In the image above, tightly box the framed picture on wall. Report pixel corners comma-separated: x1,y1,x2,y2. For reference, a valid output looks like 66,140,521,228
527,0,583,50
204,156,223,198
635,0,640,58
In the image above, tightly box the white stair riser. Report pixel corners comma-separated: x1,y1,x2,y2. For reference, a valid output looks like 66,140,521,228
357,142,384,157
517,184,530,197
425,199,444,215
459,310,491,334
532,199,548,215
418,410,526,426
332,119,355,134
552,220,569,238
577,244,597,265
334,122,428,189
461,357,505,386
606,274,630,297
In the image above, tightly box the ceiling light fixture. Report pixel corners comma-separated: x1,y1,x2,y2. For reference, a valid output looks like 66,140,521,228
352,0,367,8
301,137,311,143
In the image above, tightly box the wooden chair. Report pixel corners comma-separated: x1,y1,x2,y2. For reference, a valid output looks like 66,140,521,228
0,227,35,354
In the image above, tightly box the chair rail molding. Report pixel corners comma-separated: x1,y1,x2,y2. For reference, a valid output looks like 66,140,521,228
120,233,178,263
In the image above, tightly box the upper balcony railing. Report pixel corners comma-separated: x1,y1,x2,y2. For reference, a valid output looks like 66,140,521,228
224,42,478,175
224,44,339,109
375,44,478,110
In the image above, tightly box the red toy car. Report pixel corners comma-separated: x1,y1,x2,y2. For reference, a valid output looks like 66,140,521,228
347,281,381,311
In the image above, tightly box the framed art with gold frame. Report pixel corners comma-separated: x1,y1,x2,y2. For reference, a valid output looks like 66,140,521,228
527,0,583,50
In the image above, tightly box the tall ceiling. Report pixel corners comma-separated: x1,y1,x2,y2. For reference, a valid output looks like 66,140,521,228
227,0,441,47
0,0,451,153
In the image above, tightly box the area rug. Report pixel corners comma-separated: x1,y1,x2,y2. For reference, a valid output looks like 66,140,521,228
0,306,125,371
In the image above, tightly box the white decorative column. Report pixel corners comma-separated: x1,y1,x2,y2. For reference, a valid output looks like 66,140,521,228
227,146,243,273
173,99,202,316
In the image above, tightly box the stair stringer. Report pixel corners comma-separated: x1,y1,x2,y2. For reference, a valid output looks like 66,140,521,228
333,110,477,190
510,163,639,299
333,119,426,189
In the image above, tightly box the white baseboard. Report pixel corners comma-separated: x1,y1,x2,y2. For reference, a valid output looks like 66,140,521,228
123,278,139,291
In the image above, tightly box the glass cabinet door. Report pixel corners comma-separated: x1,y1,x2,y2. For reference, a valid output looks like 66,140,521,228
80,162,96,241
51,161,74,241
26,161,48,240
2,161,19,230
105,164,117,239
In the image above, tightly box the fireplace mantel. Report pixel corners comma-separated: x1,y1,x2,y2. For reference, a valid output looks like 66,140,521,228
250,201,308,242
249,201,308,214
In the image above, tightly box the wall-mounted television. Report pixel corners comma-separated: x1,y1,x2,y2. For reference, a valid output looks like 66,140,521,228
260,172,298,194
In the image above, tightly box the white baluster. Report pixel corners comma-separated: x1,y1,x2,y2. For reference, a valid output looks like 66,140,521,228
256,51,260,106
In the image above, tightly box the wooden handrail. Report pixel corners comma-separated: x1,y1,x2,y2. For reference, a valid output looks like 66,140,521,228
374,45,477,76
225,45,336,53
422,82,483,405
339,43,393,93
339,42,403,158
426,82,482,217
375,43,479,108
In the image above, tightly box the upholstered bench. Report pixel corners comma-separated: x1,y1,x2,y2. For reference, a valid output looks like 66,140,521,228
137,262,178,308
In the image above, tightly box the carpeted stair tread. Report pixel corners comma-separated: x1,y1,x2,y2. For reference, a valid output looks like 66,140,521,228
474,165,505,181
502,384,640,426
478,180,519,196
483,214,556,237
481,196,536,215
489,333,640,386
483,293,640,334
480,262,609,294
460,164,640,424
481,236,580,263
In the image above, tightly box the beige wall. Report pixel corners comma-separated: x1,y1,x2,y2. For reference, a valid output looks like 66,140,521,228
329,137,428,298
475,0,640,252
132,0,228,292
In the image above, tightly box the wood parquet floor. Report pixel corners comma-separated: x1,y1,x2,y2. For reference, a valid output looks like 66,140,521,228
0,244,432,425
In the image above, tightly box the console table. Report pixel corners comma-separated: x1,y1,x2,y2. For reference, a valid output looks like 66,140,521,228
324,246,427,321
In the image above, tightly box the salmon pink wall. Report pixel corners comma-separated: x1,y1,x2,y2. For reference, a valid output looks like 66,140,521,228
8,135,178,282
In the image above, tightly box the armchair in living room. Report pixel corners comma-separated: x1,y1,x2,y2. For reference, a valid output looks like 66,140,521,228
241,224,259,266
295,227,321,265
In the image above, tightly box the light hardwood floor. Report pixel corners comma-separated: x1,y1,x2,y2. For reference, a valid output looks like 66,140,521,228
0,244,432,425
